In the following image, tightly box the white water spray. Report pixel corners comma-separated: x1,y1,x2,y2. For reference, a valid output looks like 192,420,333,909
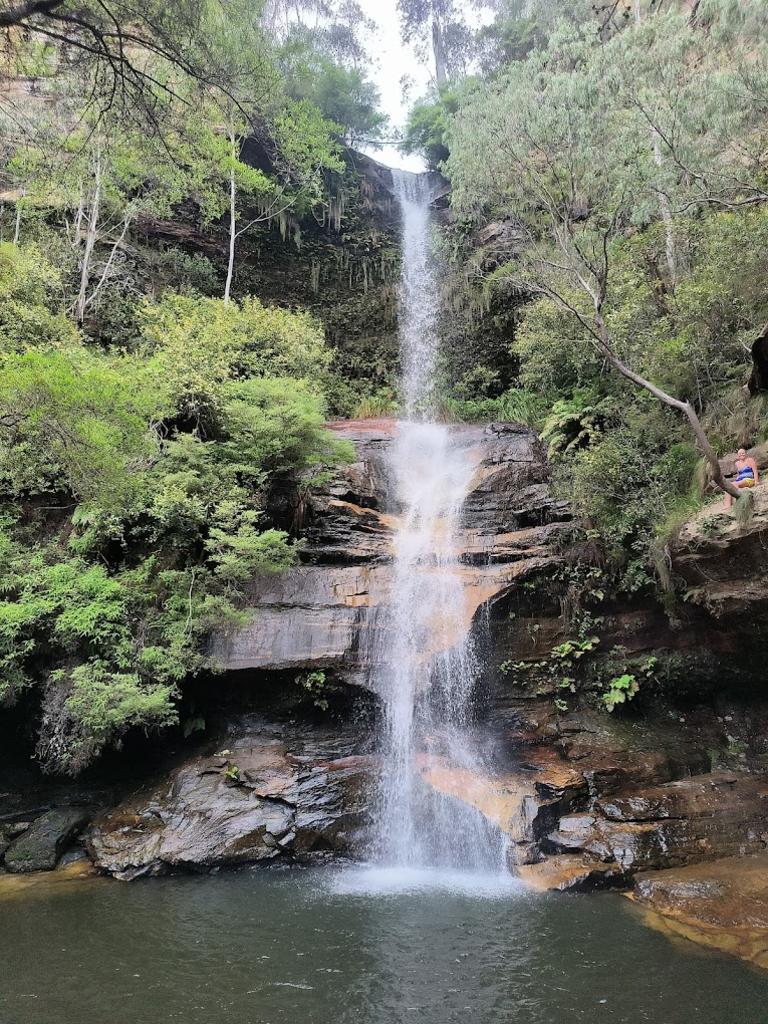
369,171,506,874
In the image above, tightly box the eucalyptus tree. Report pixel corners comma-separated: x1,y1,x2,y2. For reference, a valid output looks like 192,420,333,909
0,0,254,130
397,0,478,85
209,100,344,304
447,14,768,496
11,115,197,322
262,0,376,67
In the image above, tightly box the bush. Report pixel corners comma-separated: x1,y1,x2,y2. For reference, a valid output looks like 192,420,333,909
140,293,331,433
0,287,350,772
0,242,80,352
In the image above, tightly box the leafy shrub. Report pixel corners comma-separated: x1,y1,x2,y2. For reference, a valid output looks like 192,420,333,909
0,291,350,772
140,293,331,433
0,242,80,352
352,389,398,419
602,673,639,712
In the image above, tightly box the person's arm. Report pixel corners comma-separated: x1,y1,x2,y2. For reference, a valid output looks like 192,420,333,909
749,457,760,483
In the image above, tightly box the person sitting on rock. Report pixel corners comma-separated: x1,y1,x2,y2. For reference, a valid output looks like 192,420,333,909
725,447,759,508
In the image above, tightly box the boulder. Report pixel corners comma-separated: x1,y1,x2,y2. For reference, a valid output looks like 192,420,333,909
293,755,371,856
87,725,374,879
4,808,89,873
547,772,768,871
672,483,768,633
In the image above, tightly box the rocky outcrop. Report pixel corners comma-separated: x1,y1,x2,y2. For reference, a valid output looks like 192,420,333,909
632,855,768,969
87,719,373,879
9,416,768,982
212,419,572,687
210,420,394,684
418,694,768,899
548,772,768,870
672,483,768,634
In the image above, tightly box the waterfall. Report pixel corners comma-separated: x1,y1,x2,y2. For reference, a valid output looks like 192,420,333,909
368,170,507,876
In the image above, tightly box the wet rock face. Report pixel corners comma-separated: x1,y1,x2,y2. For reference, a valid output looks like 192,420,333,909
445,697,768,895
211,419,572,688
548,773,768,871
632,854,768,970
87,721,374,880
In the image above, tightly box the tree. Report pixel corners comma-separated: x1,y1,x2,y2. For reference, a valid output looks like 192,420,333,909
398,0,474,85
262,0,376,67
195,100,343,304
280,46,387,145
0,288,351,772
11,110,207,322
447,15,768,497
0,0,257,130
401,88,459,169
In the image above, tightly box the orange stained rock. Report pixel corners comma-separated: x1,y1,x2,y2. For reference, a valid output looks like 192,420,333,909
516,856,622,892
327,499,398,533
628,854,768,970
415,753,532,837
384,557,555,668
0,858,101,901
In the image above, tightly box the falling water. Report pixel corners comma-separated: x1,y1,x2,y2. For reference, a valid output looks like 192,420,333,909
368,170,507,875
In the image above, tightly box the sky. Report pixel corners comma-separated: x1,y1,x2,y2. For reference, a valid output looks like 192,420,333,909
357,0,431,172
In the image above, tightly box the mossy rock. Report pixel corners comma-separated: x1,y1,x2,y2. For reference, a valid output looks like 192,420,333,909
4,809,89,873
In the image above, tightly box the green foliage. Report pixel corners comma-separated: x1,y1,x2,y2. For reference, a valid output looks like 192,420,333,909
500,634,600,713
602,673,639,712
402,90,460,169
476,1,546,70
541,393,618,460
296,669,330,711
0,243,79,352
592,650,661,712
444,3,768,589
0,348,161,504
0,0,384,773
281,46,387,145
0,286,350,772
353,389,399,419
440,388,547,427
140,293,331,433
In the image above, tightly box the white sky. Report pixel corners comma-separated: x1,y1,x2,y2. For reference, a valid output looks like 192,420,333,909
357,0,431,171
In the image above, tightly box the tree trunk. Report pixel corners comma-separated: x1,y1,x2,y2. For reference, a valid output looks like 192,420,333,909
653,132,678,287
85,210,132,309
432,18,447,88
76,152,101,324
12,196,22,244
72,181,84,245
593,312,739,498
223,131,237,305
633,0,677,286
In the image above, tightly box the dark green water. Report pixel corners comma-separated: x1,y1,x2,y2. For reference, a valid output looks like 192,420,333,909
1,866,766,1024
